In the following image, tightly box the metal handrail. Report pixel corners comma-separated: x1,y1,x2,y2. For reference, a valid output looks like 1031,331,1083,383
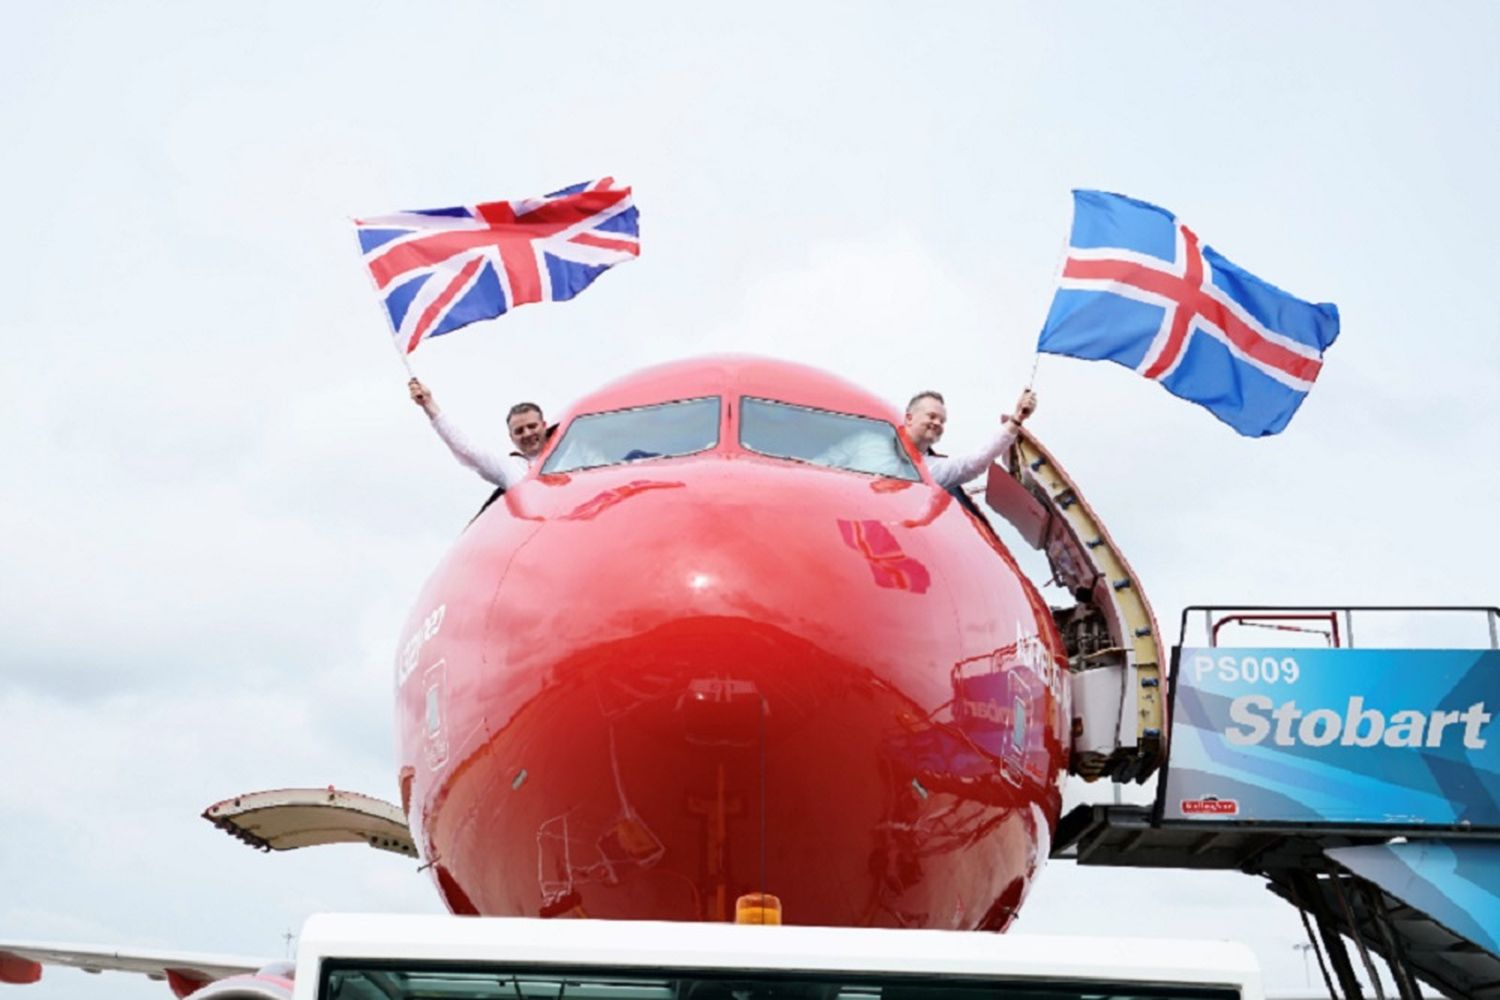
1210,612,1341,648
1178,604,1500,650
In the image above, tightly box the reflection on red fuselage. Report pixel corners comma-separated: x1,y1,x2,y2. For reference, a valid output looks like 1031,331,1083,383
396,357,1070,930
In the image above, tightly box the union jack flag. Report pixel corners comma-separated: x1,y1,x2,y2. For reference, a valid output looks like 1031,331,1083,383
1038,190,1339,436
355,178,639,354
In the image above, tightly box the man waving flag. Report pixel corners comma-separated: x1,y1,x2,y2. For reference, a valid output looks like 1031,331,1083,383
355,178,639,355
1037,190,1339,437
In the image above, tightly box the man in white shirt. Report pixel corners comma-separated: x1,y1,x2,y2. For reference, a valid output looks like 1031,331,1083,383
409,378,546,490
905,388,1038,490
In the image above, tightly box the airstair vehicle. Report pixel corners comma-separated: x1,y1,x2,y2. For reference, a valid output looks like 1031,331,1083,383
1051,604,1500,1000
978,434,1500,1000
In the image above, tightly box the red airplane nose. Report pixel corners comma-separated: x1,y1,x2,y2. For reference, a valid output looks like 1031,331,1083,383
406,460,1068,929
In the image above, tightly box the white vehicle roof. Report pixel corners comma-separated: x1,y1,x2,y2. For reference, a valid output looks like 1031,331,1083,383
294,914,1262,998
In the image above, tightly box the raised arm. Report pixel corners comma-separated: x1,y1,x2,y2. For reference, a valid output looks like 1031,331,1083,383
927,389,1037,489
410,378,527,489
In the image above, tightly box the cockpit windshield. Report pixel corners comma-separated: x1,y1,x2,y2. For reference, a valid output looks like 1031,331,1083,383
739,397,919,481
542,397,721,474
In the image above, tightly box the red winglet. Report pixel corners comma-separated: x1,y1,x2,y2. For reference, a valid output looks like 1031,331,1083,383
0,952,43,985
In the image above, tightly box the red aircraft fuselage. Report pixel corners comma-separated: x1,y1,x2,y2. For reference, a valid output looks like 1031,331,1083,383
395,356,1070,930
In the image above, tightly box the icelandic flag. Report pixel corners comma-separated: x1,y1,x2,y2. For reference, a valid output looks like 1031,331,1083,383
1038,190,1339,436
355,178,640,354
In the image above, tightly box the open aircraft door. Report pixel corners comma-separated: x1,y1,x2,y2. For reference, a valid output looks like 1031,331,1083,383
979,428,1166,783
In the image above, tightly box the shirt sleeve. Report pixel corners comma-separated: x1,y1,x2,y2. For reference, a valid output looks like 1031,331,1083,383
429,413,528,489
926,420,1018,490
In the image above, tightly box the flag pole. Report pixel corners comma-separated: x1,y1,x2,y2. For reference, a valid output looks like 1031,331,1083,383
396,343,417,380
1025,191,1075,397
384,308,420,384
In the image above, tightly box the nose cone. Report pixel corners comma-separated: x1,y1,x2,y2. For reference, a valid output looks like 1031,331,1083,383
414,460,1065,928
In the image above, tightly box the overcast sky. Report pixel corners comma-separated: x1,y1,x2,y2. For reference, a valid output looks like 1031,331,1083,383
2,3,1497,997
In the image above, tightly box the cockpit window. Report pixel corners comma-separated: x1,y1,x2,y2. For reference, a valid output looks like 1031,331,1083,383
739,397,920,481
542,397,721,474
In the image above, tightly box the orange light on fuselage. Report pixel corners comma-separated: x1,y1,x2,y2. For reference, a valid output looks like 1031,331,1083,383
735,892,782,925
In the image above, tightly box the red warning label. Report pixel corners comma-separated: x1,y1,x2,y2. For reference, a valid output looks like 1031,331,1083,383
1181,797,1239,816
